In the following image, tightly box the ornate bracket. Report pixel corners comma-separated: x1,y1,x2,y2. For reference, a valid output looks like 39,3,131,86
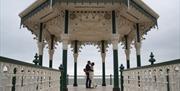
111,34,119,50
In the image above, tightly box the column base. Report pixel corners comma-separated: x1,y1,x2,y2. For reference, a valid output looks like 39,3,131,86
113,87,120,91
39,55,43,66
49,60,52,68
63,88,68,91
137,55,141,67
73,83,78,87
102,83,106,86
127,59,130,69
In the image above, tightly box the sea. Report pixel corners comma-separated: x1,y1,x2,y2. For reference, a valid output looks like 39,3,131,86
67,75,116,85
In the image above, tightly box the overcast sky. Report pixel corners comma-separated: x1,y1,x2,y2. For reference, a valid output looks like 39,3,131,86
0,0,180,75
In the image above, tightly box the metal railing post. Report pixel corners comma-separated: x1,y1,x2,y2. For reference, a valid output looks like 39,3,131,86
110,74,112,85
67,74,69,85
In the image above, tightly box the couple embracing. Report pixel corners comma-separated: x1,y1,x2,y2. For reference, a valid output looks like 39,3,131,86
84,61,97,88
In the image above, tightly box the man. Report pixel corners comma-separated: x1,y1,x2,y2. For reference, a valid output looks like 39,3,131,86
85,61,92,88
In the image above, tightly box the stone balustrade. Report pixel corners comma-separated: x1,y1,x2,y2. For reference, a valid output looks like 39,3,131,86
0,56,61,91
123,59,180,91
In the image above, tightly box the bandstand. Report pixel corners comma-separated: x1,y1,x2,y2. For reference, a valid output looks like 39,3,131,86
18,0,159,91
0,0,180,91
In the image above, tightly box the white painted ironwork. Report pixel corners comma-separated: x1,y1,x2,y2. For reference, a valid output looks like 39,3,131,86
49,49,54,61
0,57,61,91
123,61,180,91
38,42,45,55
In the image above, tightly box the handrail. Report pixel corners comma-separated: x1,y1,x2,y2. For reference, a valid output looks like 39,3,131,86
0,56,60,72
124,59,180,71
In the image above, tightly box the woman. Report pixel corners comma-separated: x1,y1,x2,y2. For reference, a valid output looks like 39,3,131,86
89,62,97,88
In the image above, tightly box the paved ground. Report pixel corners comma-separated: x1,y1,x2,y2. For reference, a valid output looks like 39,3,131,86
68,85,113,91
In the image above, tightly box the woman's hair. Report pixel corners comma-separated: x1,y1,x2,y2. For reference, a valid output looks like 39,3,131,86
91,62,95,66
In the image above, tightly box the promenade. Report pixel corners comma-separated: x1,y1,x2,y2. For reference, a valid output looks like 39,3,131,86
68,85,112,91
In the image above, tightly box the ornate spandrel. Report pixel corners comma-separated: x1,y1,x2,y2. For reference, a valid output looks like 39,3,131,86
22,8,158,46
67,11,113,41
70,40,110,53
121,36,133,50
45,13,65,36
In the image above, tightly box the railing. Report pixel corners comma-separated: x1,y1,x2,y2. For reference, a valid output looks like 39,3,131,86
122,59,180,91
67,75,114,85
0,56,61,91
1,56,179,91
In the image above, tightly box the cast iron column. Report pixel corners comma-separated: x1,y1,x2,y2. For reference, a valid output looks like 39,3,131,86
101,40,106,86
62,10,69,91
59,64,64,91
120,64,124,91
73,40,78,86
135,23,141,67
38,23,44,66
49,35,54,68
112,10,120,91
124,35,130,69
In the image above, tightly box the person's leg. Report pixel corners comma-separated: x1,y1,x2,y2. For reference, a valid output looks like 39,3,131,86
91,78,94,88
86,74,89,88
88,73,92,88
91,75,95,88
86,75,89,88
86,74,88,88
89,78,91,88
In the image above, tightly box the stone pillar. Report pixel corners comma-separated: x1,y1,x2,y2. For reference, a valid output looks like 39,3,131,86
101,40,106,86
124,35,130,69
38,23,44,66
73,40,78,87
135,23,141,67
62,10,69,91
49,35,55,68
112,10,120,91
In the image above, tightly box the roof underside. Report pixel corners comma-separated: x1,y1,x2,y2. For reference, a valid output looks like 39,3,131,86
19,0,159,46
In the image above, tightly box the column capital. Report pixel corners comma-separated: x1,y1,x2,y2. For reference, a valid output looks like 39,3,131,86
111,34,119,50
38,41,45,55
101,53,106,63
135,42,141,55
125,49,130,60
61,34,69,41
61,34,69,50
73,53,78,62
49,49,54,60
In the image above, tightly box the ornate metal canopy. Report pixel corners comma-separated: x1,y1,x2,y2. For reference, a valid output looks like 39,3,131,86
19,0,159,49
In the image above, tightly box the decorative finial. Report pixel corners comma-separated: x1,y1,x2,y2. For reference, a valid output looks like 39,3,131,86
120,64,124,70
33,53,39,65
59,64,64,71
149,52,156,65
